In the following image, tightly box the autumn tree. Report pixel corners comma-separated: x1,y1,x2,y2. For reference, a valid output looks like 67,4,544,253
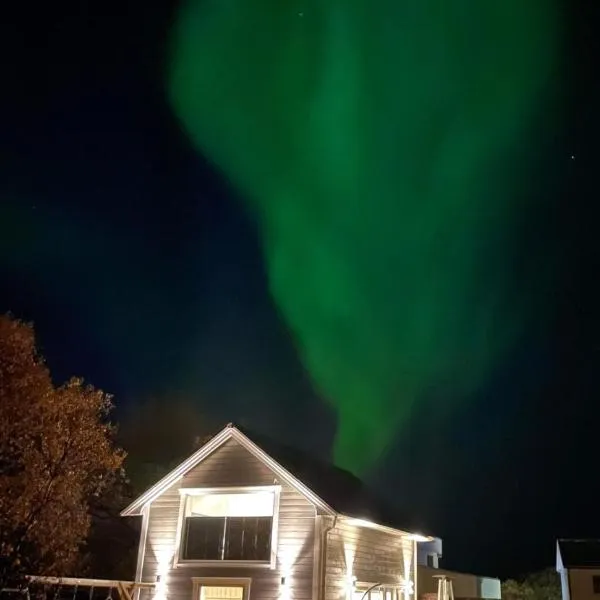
82,470,138,581
82,395,216,580
0,314,125,588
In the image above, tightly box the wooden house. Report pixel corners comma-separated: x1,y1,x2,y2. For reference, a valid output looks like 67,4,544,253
121,424,430,600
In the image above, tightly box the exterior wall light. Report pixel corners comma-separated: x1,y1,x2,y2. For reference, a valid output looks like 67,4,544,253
399,580,414,596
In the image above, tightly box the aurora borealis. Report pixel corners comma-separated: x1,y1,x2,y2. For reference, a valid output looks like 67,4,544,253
168,0,560,473
1,0,599,577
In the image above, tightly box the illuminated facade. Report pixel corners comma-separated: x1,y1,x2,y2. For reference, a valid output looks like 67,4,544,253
121,424,429,600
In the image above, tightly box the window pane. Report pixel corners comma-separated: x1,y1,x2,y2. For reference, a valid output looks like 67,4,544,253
254,517,273,560
200,585,244,600
224,517,245,560
183,516,273,561
200,587,244,600
187,492,274,517
183,516,224,560
225,517,272,561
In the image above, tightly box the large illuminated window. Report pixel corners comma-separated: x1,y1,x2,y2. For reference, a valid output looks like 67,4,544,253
180,489,276,562
200,586,244,600
192,578,251,600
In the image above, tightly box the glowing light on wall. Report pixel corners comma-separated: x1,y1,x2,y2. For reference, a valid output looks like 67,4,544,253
399,580,414,597
154,572,167,600
346,575,357,600
343,542,357,600
279,575,291,600
401,539,414,600
151,546,175,600
276,525,306,600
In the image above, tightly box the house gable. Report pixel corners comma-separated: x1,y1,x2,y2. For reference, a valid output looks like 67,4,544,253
135,431,323,600
181,437,279,488
121,424,336,517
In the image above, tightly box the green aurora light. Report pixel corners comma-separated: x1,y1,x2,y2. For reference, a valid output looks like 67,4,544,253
167,0,560,474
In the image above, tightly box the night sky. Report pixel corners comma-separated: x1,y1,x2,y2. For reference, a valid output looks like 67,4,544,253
1,0,599,581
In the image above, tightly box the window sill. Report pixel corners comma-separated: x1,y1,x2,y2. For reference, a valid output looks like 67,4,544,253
175,560,274,569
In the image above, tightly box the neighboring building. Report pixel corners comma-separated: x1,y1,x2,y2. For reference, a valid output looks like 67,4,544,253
417,540,443,570
416,541,500,600
556,539,600,600
417,566,500,600
120,423,499,600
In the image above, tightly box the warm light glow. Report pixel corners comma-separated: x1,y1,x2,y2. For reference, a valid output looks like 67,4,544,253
276,522,308,600
154,569,167,600
151,544,174,600
399,580,414,596
343,539,357,600
346,574,357,600
279,574,291,600
345,517,375,529
200,587,244,600
186,491,275,517
401,538,414,600
342,516,431,540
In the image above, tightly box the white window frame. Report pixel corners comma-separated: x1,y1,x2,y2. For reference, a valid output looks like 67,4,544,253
174,485,281,569
191,577,252,600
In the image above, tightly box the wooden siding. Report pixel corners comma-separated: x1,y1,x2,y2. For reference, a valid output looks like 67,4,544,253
567,568,600,600
324,521,415,600
138,439,317,600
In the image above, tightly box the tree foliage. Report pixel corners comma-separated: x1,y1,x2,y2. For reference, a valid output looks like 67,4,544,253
0,314,125,587
118,395,216,495
76,395,216,581
82,472,139,581
502,568,562,600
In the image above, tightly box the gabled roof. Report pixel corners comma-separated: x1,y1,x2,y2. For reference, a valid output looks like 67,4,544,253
120,423,431,538
236,426,430,535
557,539,600,569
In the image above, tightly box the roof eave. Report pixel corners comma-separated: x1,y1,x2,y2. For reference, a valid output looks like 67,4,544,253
120,426,235,516
338,514,434,541
120,424,337,517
